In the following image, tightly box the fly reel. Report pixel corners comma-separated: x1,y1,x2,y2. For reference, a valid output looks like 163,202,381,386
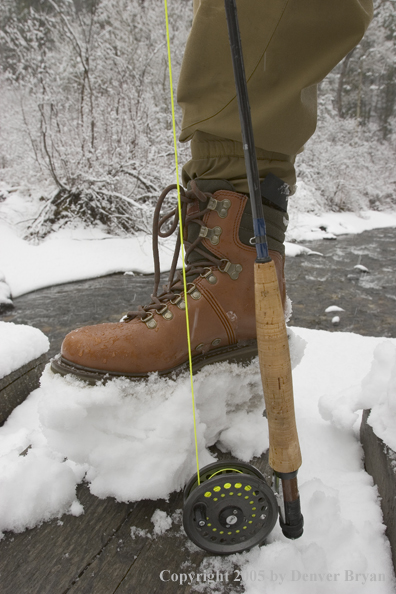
183,461,278,555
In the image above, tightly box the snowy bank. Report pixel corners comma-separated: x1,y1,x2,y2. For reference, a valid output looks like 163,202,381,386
287,180,396,242
0,223,177,298
1,184,396,299
287,209,396,243
0,327,395,591
0,321,49,379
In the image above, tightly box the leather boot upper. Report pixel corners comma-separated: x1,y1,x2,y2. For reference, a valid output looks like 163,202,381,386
60,184,285,375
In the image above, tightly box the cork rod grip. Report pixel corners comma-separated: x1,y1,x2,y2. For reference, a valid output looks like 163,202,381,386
254,261,302,474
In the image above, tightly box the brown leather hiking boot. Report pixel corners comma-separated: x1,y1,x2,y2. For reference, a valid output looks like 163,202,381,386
51,182,286,382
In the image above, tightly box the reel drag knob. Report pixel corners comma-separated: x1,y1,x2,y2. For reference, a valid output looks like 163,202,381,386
183,461,278,555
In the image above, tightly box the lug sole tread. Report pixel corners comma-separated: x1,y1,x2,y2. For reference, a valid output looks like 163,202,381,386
50,341,258,384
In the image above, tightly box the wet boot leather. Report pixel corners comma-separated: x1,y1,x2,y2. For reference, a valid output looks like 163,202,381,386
51,183,286,382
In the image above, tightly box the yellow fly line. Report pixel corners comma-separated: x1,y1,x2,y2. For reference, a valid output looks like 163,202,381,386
163,0,201,485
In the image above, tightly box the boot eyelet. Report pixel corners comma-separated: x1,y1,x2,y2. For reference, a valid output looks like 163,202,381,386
199,225,222,246
141,313,157,329
156,305,174,320
207,197,231,218
187,283,202,300
170,294,185,309
211,338,221,347
196,343,204,351
219,259,243,280
201,268,218,285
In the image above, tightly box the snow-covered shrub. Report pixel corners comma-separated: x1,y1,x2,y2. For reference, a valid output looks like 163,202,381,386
297,93,396,213
0,0,192,237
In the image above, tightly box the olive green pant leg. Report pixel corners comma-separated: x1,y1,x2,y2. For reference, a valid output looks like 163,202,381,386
178,0,373,194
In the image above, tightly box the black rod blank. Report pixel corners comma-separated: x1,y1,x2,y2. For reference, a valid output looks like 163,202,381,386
224,0,269,262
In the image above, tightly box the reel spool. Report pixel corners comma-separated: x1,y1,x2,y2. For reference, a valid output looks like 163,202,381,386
183,461,278,555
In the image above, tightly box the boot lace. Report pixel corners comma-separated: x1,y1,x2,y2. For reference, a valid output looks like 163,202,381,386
123,181,224,322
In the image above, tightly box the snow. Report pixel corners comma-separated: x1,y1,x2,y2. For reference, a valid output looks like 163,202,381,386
0,447,84,534
321,340,396,453
0,328,395,591
363,344,396,453
130,526,152,540
131,509,180,540
325,306,345,313
0,321,49,379
354,264,370,273
286,209,396,243
0,222,177,299
284,244,323,258
287,181,396,243
151,509,173,536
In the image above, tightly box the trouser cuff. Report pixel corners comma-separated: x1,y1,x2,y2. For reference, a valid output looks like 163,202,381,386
182,131,297,195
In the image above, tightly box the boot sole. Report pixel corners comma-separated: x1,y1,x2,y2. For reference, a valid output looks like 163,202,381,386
50,340,258,384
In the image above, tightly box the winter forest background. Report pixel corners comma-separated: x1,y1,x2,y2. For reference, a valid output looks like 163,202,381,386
0,0,395,241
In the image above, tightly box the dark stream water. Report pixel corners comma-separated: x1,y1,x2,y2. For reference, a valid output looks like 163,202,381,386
1,227,395,358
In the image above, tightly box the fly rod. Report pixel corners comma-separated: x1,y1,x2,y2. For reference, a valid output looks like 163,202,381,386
224,0,304,539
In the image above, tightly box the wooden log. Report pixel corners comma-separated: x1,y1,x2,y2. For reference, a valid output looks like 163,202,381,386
361,409,396,575
0,354,48,426
0,484,135,594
